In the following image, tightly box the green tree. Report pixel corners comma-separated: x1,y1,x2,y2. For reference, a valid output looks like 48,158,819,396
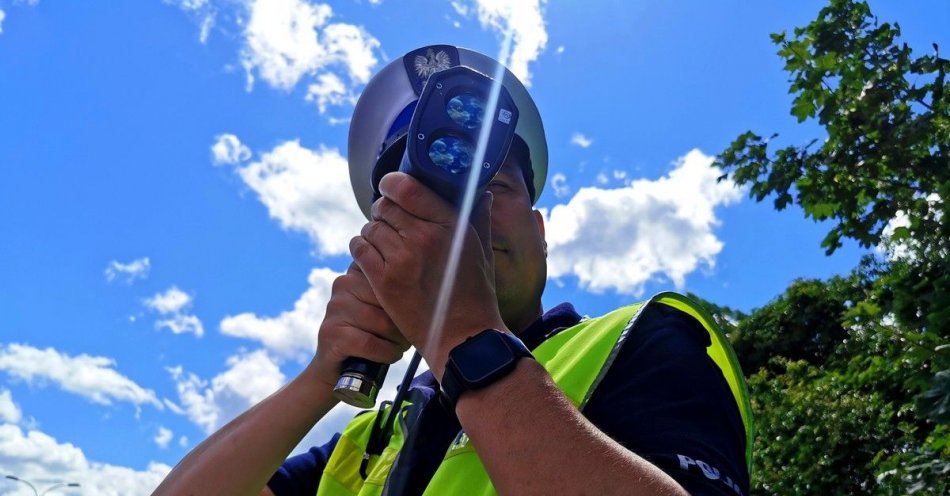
728,277,858,374
715,0,949,337
712,0,950,491
715,0,949,415
726,273,948,494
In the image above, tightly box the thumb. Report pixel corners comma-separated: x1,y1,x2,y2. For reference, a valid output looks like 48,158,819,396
471,190,493,259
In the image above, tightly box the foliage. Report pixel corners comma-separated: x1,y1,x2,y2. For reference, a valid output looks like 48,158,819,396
714,0,949,340
748,356,950,495
710,1,950,491
726,273,950,494
716,0,949,259
684,292,747,337
728,276,862,374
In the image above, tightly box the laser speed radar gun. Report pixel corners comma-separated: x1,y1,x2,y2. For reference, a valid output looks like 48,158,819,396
336,45,548,408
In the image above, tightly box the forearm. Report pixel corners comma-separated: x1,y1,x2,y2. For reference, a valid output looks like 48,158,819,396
456,359,689,496
154,365,339,496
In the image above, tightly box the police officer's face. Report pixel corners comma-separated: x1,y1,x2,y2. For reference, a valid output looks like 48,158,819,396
486,159,547,333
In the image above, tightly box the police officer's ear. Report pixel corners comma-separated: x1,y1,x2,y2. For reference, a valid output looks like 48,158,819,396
533,210,546,257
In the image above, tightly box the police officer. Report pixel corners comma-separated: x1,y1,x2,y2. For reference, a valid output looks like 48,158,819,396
156,45,751,496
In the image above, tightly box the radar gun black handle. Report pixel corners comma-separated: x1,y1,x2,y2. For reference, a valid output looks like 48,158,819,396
334,357,389,408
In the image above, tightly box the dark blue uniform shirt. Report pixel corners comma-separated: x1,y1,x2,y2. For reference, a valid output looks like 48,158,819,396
269,302,749,496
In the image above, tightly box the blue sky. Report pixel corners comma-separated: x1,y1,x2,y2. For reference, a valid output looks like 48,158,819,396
1,1,947,493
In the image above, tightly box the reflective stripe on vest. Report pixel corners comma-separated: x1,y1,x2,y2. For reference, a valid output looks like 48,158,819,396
316,292,753,496
318,403,407,496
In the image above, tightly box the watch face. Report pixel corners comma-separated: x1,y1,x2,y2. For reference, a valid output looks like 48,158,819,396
450,332,512,383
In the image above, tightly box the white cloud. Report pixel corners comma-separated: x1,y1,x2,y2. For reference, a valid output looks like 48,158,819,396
211,133,251,165
144,287,204,337
178,435,189,448
878,193,943,261
220,267,339,359
169,0,379,113
104,257,150,283
229,140,366,256
543,149,742,295
0,423,171,496
451,1,469,16
156,314,206,337
556,45,565,54
469,0,548,86
570,132,592,148
162,398,185,415
153,427,173,449
0,0,42,36
596,172,608,185
550,172,570,198
144,287,191,314
165,0,215,44
305,72,351,113
0,389,21,424
879,209,913,260
0,344,161,410
168,350,286,433
239,0,379,94
173,1,209,11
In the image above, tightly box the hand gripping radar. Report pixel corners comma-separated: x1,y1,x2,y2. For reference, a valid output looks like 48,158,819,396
334,66,519,408
337,45,547,408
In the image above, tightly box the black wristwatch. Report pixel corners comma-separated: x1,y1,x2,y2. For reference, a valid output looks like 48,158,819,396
440,329,533,409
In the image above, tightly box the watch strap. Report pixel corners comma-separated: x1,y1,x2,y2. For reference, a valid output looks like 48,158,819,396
440,329,532,409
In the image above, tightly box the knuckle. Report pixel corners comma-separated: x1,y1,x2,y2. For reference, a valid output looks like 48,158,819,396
362,306,387,329
321,335,345,361
356,332,379,358
372,198,393,221
349,236,370,261
330,274,349,294
360,221,377,239
416,225,443,252
393,174,416,201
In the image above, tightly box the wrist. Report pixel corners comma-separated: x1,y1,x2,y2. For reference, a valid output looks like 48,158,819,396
438,329,533,410
427,320,509,382
305,357,346,393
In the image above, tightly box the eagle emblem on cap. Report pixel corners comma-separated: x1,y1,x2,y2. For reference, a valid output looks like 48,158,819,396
414,48,453,79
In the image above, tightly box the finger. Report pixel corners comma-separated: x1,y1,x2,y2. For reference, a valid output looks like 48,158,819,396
335,266,381,311
378,172,457,225
328,292,409,350
370,197,420,238
360,219,402,263
346,260,365,276
349,235,384,278
331,325,406,364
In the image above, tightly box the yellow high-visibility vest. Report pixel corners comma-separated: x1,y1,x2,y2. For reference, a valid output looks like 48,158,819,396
315,292,753,496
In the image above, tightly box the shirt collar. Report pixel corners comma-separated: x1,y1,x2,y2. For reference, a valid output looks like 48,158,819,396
517,302,583,350
409,302,581,391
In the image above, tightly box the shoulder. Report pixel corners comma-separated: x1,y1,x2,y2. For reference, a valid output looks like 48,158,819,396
583,300,750,495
